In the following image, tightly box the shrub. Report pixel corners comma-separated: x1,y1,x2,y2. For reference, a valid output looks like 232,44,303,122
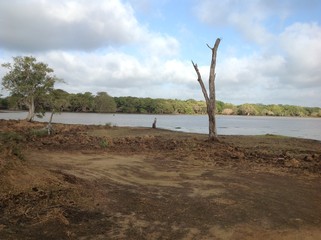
99,139,108,148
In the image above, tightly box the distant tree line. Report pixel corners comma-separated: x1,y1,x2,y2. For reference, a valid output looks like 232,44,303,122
1,90,321,117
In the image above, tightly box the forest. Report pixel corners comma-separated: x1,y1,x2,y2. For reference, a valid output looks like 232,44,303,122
1,90,321,117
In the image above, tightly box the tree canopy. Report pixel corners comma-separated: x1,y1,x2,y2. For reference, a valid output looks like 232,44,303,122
2,91,320,117
1,56,59,121
94,92,117,113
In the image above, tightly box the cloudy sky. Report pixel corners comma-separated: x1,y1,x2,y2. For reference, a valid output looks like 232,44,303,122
1,0,321,107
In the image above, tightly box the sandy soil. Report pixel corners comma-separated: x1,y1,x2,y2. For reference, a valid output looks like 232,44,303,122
0,119,321,239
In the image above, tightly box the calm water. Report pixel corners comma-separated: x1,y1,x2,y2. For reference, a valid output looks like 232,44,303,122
1,111,321,141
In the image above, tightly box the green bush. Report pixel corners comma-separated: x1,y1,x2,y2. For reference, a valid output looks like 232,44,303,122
99,139,108,148
29,128,49,137
0,132,24,142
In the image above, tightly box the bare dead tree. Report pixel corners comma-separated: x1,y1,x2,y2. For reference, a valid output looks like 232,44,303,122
192,38,221,141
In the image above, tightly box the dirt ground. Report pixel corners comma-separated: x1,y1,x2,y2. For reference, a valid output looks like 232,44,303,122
0,119,321,239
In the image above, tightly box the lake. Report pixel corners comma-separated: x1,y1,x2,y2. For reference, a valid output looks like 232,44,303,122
1,111,321,141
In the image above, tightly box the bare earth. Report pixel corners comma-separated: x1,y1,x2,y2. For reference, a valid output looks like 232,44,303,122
0,120,321,239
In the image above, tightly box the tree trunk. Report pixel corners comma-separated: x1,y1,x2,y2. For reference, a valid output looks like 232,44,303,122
26,96,35,122
192,38,221,141
46,111,55,135
207,107,216,141
49,111,54,124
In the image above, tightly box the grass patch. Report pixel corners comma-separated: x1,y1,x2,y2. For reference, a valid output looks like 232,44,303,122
0,132,25,142
0,132,25,161
99,139,108,149
29,128,49,137
11,146,25,160
251,134,290,139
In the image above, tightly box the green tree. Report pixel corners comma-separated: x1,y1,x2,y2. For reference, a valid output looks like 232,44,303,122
1,56,59,121
94,92,116,113
187,99,206,114
237,104,258,116
216,100,224,114
159,99,175,114
5,94,23,110
37,89,69,114
49,89,70,112
268,104,284,116
69,92,94,112
114,96,140,113
0,96,8,109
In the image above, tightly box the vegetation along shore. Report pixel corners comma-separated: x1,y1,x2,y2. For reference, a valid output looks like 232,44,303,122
1,92,321,117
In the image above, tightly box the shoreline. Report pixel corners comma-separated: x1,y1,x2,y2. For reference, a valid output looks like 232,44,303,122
1,114,321,142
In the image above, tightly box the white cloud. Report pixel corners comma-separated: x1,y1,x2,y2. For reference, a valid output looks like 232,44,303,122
279,22,321,87
36,50,196,98
0,0,181,60
0,0,183,98
163,60,194,83
40,20,321,105
142,34,180,58
192,0,321,106
212,21,321,106
0,0,144,51
1,0,320,107
193,0,321,46
194,0,275,45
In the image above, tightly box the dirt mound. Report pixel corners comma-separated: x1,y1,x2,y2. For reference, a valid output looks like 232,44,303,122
1,119,320,175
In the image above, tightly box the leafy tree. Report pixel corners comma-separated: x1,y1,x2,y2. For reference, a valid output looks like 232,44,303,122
69,94,82,112
49,89,70,112
139,97,156,113
268,104,284,116
282,105,308,117
237,104,258,116
187,99,206,114
94,92,116,113
216,100,224,114
114,96,141,113
36,89,70,114
5,94,23,110
69,92,94,112
1,56,59,121
158,99,175,114
0,96,8,109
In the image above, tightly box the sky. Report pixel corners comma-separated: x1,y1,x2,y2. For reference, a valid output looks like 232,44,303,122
0,0,321,107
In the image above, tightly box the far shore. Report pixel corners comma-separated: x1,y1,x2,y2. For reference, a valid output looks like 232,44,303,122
1,109,321,118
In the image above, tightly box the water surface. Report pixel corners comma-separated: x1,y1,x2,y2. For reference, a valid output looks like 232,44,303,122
1,111,320,141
